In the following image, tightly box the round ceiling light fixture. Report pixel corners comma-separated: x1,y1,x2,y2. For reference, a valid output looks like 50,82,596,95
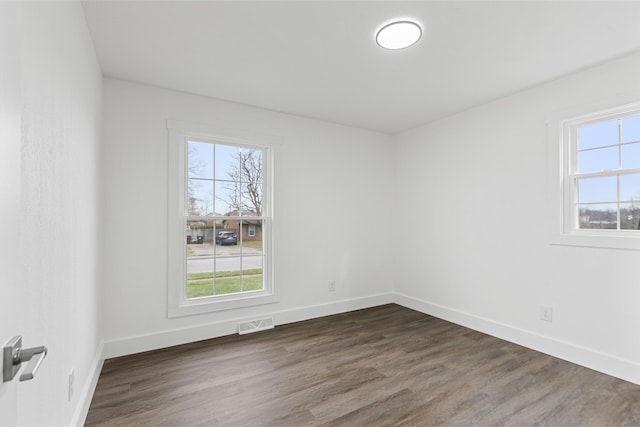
376,20,422,50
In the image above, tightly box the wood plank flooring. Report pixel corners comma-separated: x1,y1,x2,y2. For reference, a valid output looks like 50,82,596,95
85,304,640,426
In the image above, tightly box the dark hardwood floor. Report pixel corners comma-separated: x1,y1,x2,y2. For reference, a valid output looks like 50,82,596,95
85,304,640,426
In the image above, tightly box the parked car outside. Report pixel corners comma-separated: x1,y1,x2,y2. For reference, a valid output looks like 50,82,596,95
216,231,238,245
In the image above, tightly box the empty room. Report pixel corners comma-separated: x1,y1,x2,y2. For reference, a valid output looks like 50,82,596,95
2,1,640,426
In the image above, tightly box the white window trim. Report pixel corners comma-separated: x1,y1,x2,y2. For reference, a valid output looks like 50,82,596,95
547,98,640,251
167,120,280,317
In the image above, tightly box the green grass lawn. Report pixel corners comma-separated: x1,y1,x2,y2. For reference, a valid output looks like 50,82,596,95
187,269,262,280
187,269,263,298
242,240,263,249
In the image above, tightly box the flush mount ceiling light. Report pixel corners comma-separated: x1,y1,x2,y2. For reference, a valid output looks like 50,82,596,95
376,20,422,50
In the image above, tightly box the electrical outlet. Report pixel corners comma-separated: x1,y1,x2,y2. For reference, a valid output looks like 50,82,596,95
68,370,74,402
328,281,336,292
540,305,553,322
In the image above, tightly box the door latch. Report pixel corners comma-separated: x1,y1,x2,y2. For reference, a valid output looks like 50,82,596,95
3,336,48,382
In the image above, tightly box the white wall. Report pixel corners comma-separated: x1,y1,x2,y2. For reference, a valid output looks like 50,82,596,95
0,3,23,426
0,2,103,426
100,79,394,355
394,51,640,384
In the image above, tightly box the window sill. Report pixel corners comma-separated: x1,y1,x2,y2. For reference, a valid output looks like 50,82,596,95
550,231,640,251
168,291,280,318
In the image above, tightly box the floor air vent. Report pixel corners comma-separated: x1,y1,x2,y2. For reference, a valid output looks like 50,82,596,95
238,317,274,335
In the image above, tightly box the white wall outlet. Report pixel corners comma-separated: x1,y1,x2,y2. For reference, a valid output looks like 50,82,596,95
540,305,553,322
328,281,336,292
68,369,75,402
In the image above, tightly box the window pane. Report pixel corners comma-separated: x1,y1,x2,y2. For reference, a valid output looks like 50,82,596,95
578,204,618,229
578,120,618,150
621,142,640,170
241,149,262,211
215,144,240,181
577,176,617,203
248,148,262,169
186,220,215,298
620,173,640,202
578,146,618,174
187,141,213,179
621,115,640,144
620,203,640,230
212,256,263,295
216,222,240,257
215,181,238,215
185,220,265,298
241,181,262,215
239,218,263,293
214,261,244,295
241,219,263,253
187,179,213,216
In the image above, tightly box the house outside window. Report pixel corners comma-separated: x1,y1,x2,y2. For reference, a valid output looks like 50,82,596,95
167,120,278,317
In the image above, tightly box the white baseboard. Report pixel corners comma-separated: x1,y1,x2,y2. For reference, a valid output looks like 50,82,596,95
273,292,393,326
102,293,394,359
393,292,640,385
71,342,104,427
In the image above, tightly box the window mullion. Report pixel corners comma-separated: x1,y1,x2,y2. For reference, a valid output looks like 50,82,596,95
618,118,623,170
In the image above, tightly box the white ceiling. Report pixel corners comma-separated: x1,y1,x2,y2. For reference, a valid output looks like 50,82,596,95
82,1,640,134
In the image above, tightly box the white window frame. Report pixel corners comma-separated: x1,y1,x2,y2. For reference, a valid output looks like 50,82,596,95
548,100,640,251
167,120,279,317
247,224,256,237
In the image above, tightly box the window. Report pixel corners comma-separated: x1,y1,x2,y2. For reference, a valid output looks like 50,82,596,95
167,121,277,317
552,102,640,250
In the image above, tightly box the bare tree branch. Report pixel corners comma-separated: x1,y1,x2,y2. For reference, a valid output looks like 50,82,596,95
220,149,262,215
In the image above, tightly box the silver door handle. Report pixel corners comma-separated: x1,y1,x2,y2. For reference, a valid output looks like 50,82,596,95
3,336,48,382
17,345,47,381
